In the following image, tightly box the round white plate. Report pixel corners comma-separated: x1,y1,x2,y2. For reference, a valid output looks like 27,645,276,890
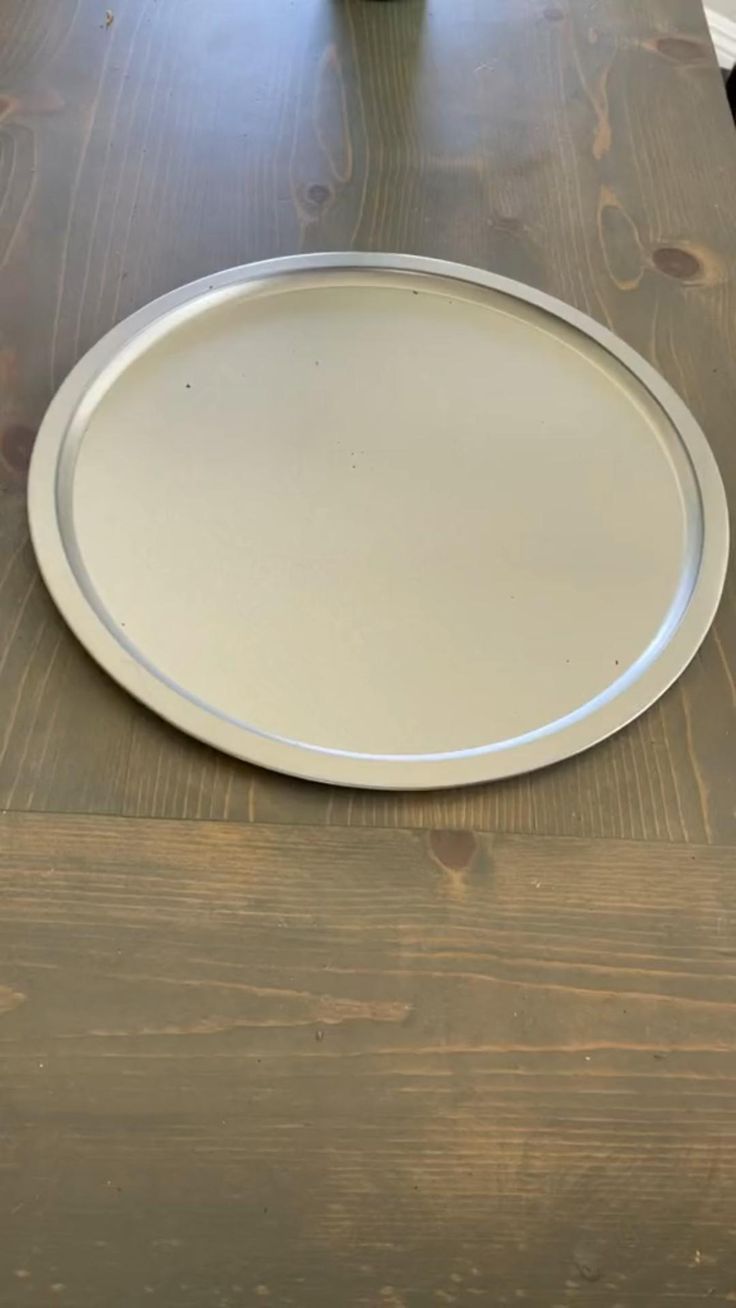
28,254,729,789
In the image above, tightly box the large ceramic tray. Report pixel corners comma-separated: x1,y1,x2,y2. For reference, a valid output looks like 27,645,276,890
28,254,729,789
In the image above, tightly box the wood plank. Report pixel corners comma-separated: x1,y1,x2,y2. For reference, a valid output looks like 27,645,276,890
0,0,734,840
1,811,736,1303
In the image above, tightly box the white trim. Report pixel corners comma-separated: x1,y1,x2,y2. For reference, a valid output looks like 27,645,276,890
705,7,736,68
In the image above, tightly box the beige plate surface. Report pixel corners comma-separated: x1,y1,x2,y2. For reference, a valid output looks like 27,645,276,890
28,254,729,789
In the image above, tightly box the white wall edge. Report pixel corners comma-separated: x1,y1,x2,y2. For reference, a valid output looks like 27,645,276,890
705,6,736,68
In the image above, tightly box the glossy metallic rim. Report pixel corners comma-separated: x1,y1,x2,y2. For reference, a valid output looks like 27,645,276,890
28,253,730,789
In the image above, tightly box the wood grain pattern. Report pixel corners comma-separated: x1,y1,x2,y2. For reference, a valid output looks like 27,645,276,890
2,811,736,1305
0,0,734,840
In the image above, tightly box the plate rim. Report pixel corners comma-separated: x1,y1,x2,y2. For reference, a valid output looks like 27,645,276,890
27,252,730,789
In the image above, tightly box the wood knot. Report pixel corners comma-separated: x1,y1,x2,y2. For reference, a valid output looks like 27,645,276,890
653,245,700,280
1,423,35,475
306,183,331,206
655,36,706,63
651,242,723,286
573,1240,602,1284
574,1255,601,1283
429,829,477,872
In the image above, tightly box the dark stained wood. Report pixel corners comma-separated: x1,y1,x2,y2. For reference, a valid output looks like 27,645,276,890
0,0,734,840
0,0,732,837
2,6,736,1296
1,811,736,1305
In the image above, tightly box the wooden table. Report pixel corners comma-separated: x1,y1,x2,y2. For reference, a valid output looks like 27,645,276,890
1,1,735,1302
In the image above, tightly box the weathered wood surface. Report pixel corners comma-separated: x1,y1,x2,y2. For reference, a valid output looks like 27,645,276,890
2,812,736,1305
0,0,734,839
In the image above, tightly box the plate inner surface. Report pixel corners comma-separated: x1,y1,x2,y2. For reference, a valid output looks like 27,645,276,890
55,271,700,762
